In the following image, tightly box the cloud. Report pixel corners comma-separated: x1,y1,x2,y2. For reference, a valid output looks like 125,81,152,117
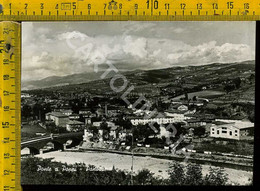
167,41,254,65
123,36,148,58
22,22,255,82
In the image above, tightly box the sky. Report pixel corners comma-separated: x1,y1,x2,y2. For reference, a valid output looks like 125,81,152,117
22,21,255,82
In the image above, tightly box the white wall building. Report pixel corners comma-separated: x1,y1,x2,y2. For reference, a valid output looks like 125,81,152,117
45,112,70,127
210,120,254,140
130,114,187,126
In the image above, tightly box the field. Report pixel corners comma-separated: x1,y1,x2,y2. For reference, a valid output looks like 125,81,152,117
172,90,225,101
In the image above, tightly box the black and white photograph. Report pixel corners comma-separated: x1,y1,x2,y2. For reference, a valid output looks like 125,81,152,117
20,21,255,186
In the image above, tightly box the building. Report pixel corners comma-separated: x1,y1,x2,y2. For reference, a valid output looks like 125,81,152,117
66,120,85,132
130,114,187,126
69,114,80,120
210,120,254,140
169,103,188,111
79,109,92,115
186,119,207,128
83,129,94,142
92,121,118,129
45,112,70,127
85,117,92,125
61,109,73,116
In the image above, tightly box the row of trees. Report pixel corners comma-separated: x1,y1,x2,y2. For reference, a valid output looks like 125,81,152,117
21,157,231,185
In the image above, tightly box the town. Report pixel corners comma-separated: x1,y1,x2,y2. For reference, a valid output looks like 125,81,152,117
21,61,254,172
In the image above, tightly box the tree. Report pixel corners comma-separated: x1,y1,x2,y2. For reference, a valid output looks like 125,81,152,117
185,163,203,185
233,77,241,89
204,167,228,185
168,162,185,185
78,114,85,123
193,96,197,101
32,103,43,120
88,125,98,135
224,84,236,93
193,126,206,137
22,104,32,119
100,121,110,131
152,122,160,136
133,124,154,140
134,169,155,185
249,74,255,82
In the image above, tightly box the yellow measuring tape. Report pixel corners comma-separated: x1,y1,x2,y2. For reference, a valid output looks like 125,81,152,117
0,0,259,190
0,21,21,191
0,0,259,20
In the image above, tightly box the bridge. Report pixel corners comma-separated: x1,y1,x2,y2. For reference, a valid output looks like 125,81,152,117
21,132,84,155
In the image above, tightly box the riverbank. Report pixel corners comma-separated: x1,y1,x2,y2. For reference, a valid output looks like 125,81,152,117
37,151,252,185
75,147,253,171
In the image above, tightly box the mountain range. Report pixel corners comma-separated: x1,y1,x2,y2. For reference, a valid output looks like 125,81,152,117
22,60,255,91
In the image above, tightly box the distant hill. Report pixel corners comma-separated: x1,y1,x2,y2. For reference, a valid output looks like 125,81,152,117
22,60,255,91
22,70,133,90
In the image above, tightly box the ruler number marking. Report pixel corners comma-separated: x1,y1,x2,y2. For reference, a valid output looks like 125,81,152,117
2,122,10,129
244,3,249,9
3,59,9,65
154,0,158,9
25,3,28,10
4,106,10,111
147,0,159,10
3,137,10,143
227,2,234,9
180,3,186,10
4,170,10,176
197,3,202,10
213,3,218,9
146,0,149,9
73,2,77,9
40,3,44,9
3,74,9,80
4,153,10,159
3,90,10,96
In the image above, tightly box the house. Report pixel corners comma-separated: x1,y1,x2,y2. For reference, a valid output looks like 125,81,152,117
169,103,188,111
109,126,118,139
66,120,85,132
130,114,188,126
177,105,188,111
210,120,254,140
83,129,94,142
69,114,80,120
85,117,92,125
45,112,70,127
79,109,92,115
92,121,118,129
61,109,73,116
186,119,207,128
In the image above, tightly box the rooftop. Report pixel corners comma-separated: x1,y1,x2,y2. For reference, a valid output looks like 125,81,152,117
214,119,254,129
67,120,85,125
46,112,68,118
